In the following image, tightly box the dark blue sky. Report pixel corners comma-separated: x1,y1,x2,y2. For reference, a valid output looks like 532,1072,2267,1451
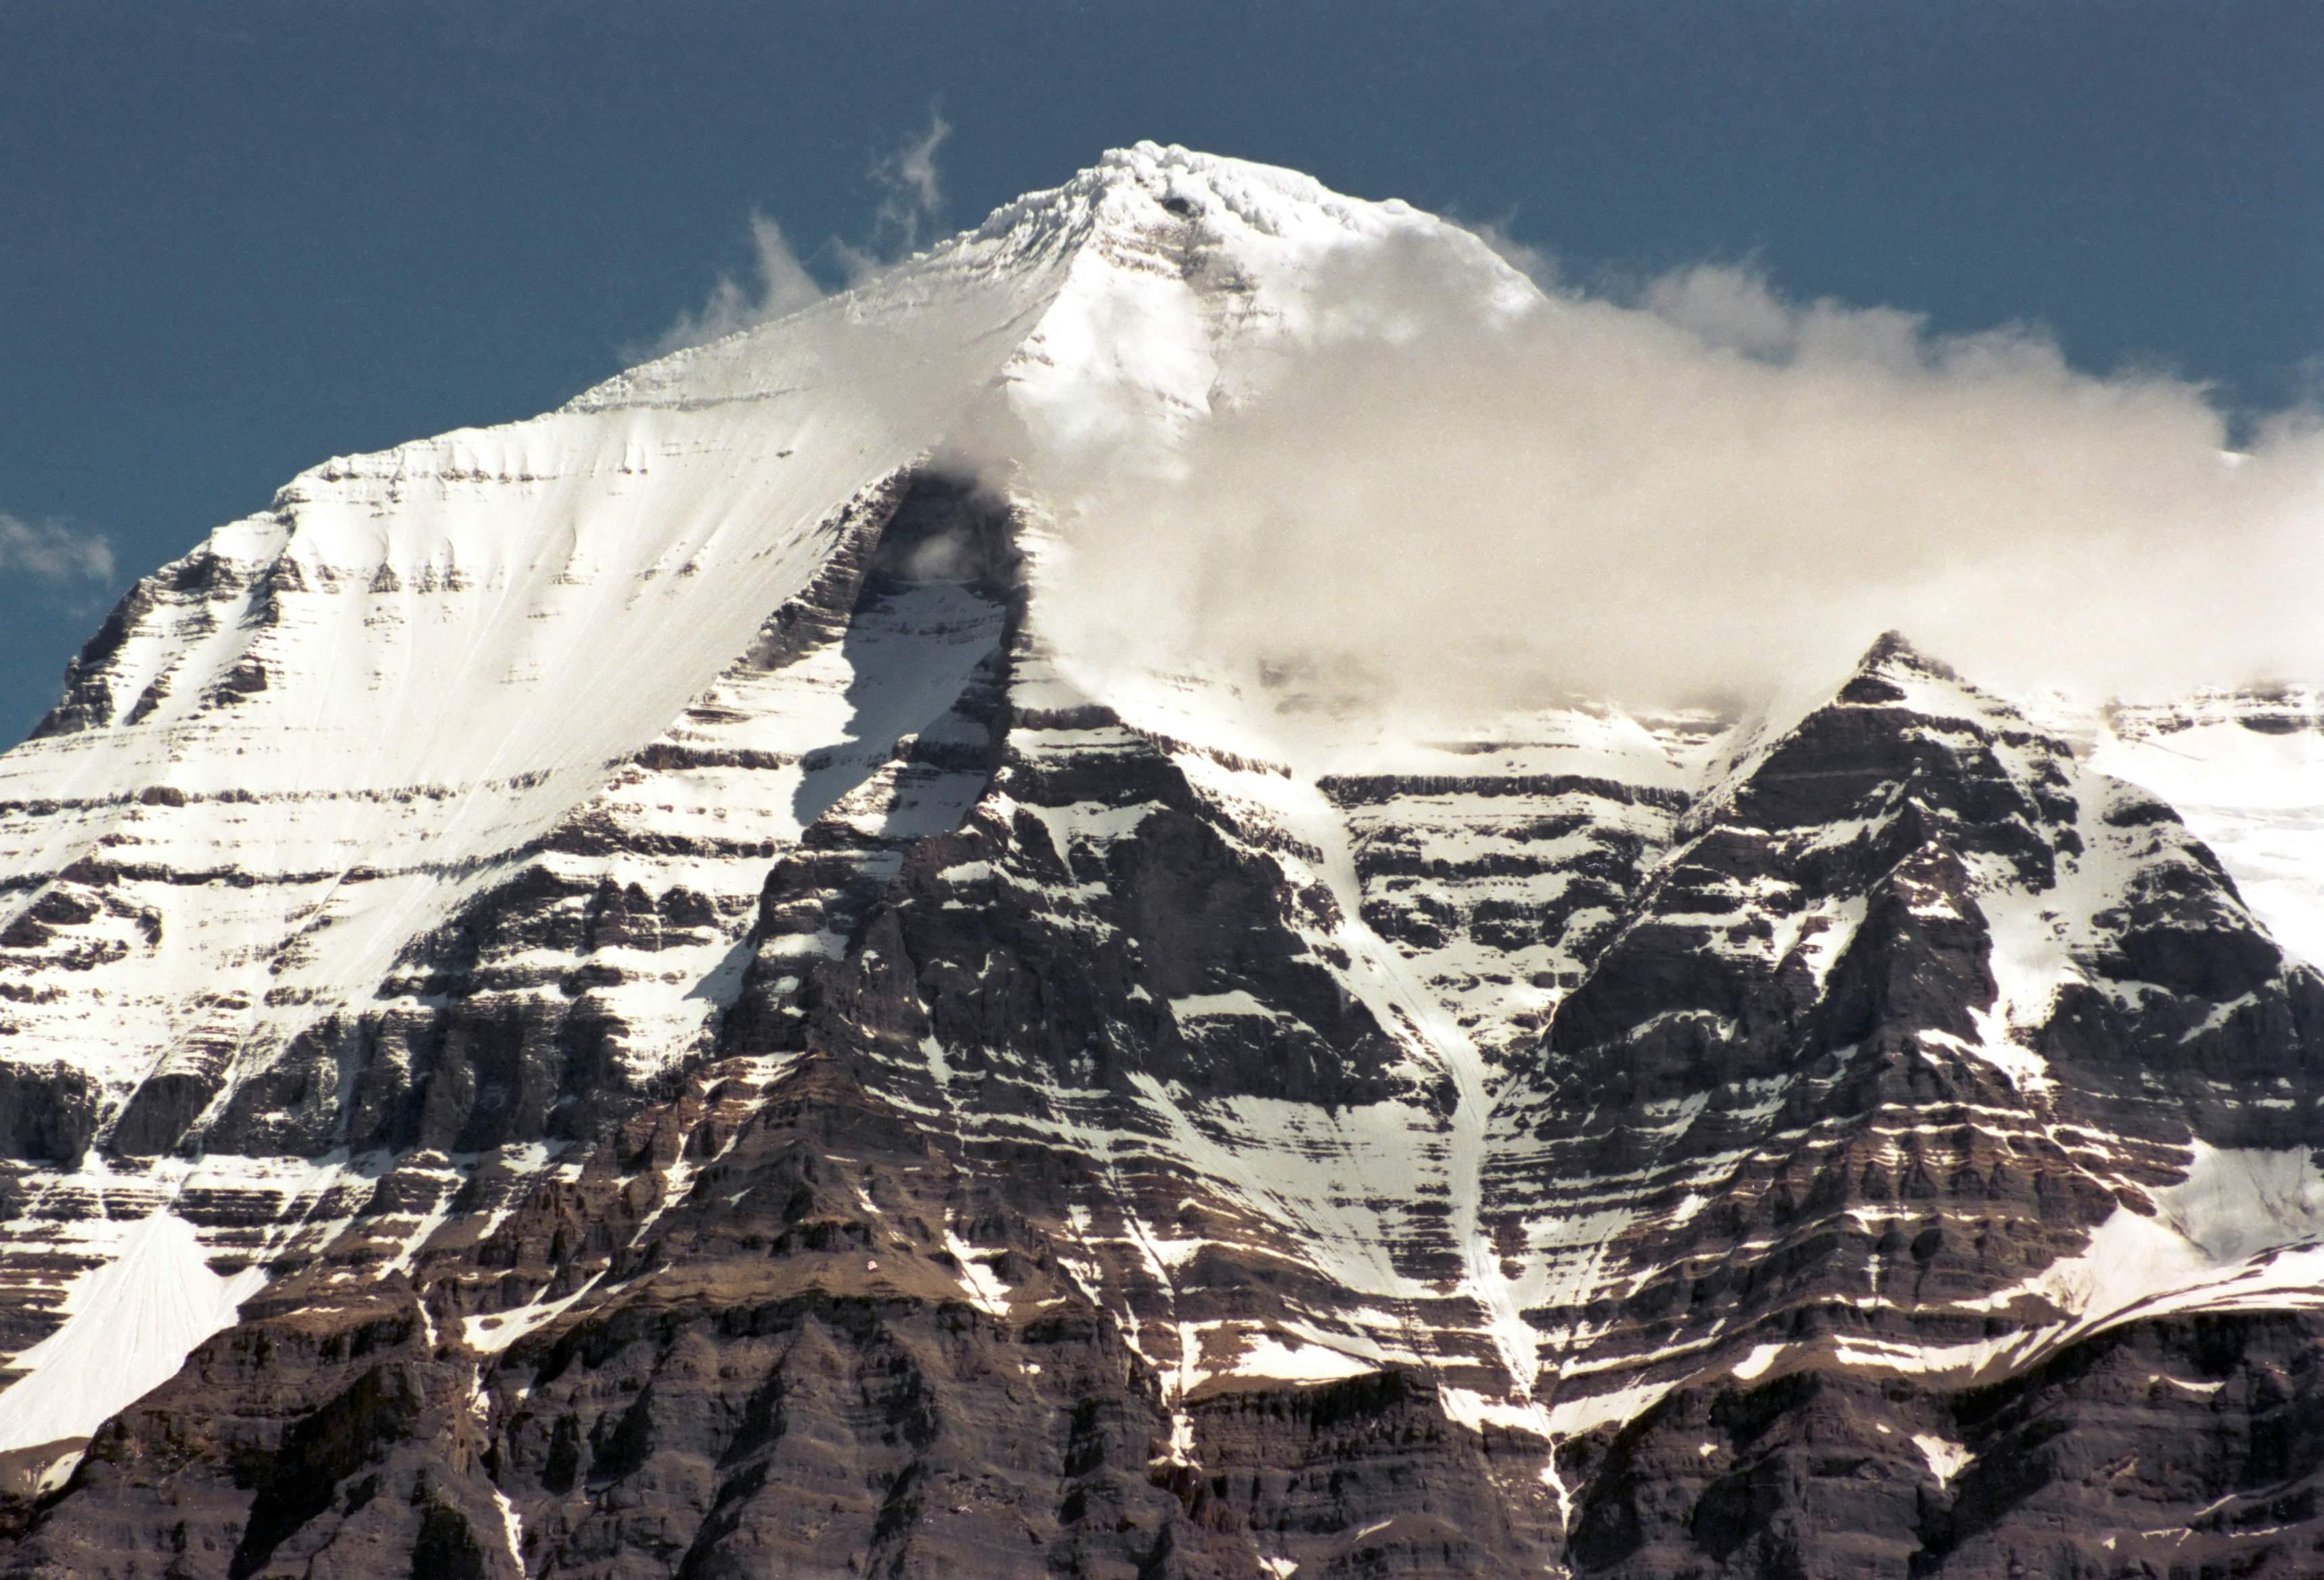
2,1,2317,744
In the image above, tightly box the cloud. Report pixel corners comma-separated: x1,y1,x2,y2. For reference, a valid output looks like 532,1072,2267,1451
642,212,826,357
1457,215,1559,292
836,110,953,284
644,109,953,354
885,110,950,227
1020,245,2324,724
0,513,114,584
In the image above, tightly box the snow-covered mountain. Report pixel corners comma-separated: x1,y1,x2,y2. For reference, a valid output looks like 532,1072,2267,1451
0,145,2320,1579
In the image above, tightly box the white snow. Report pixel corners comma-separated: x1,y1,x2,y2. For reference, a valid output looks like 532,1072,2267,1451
2091,692,2324,969
1951,1140,2324,1375
1912,1434,1971,1487
0,1210,264,1451
1232,1332,1385,1382
944,1225,1013,1318
0,142,2318,1483
2155,1140,2324,1261
492,1485,526,1574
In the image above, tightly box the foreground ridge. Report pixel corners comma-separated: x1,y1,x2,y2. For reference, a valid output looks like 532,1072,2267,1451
0,150,2319,1578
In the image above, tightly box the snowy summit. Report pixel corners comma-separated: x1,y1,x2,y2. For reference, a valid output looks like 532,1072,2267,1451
0,148,2319,1578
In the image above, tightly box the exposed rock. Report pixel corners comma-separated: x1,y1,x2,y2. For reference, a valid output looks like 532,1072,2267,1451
0,152,2320,1579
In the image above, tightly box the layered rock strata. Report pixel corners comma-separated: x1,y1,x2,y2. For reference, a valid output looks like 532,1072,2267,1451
0,148,2317,1578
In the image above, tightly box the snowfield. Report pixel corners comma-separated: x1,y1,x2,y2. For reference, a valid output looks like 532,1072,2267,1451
0,143,2317,1489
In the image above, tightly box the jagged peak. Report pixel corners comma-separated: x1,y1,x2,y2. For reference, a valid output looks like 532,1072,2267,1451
1832,632,2035,736
583,143,1536,424
1680,631,2046,840
1783,630,2018,730
1852,628,1963,685
978,141,1431,252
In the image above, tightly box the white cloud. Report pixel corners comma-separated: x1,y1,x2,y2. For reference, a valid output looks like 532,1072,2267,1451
1020,246,2324,720
886,110,949,223
836,109,954,284
0,513,114,585
644,109,956,354
1461,217,1559,290
643,212,826,357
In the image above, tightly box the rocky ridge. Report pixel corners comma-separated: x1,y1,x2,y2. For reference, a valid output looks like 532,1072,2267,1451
0,148,2317,1577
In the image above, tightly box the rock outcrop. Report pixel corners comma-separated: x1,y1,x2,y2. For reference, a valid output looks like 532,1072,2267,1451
0,148,2318,1577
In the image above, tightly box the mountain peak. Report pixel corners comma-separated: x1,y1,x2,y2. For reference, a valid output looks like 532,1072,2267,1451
1016,141,1402,238
577,144,1533,441
1688,631,1991,833
1075,141,1394,238
7,146,2324,1580
1852,628,1963,685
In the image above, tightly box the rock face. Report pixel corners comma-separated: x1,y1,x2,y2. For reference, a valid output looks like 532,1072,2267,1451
0,146,2321,1578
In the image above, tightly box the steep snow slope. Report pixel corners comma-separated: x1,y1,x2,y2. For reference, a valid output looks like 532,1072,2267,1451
0,1211,261,1453
0,147,2320,1579
0,141,1525,1131
2090,688,2324,968
0,143,1545,1455
0,222,1044,1116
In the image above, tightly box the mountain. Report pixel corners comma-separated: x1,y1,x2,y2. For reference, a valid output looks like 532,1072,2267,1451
0,144,2321,1579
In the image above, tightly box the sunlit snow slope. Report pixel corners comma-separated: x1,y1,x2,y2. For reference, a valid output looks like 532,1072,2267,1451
0,145,2320,1580
0,143,1542,1458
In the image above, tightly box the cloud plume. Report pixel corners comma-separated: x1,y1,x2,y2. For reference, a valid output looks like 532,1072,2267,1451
644,212,825,357
0,513,114,585
1026,245,2324,721
648,109,954,354
839,110,953,282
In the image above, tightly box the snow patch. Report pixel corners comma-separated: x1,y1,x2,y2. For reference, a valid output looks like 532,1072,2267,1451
1912,1433,1971,1487
0,1211,265,1452
944,1225,1013,1318
2155,1140,2324,1262
1231,1332,1382,1383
